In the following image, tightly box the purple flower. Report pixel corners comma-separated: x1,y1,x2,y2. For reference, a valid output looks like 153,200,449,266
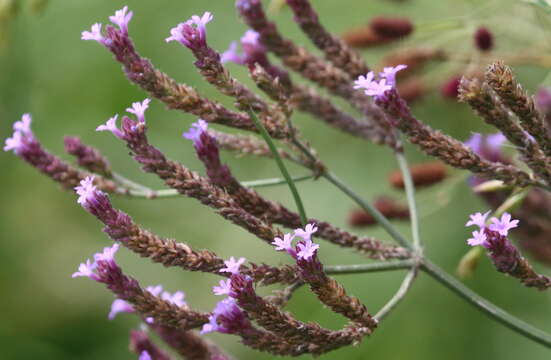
467,230,488,247
81,23,107,45
139,351,152,360
465,210,490,229
201,297,249,334
146,285,163,297
201,314,220,334
166,12,213,49
183,119,208,144
126,98,150,123
294,223,318,241
355,65,407,100
108,299,134,320
272,233,295,252
241,29,260,46
296,239,319,260
13,113,32,135
71,259,98,279
109,6,133,34
4,114,34,154
464,132,506,162
96,115,124,139
94,243,120,264
380,64,408,86
161,290,186,307
213,279,232,296
489,212,519,236
220,257,246,275
75,176,97,207
221,41,244,64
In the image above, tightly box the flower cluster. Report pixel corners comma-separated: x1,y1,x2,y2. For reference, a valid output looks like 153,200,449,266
466,211,519,248
166,12,213,50
354,65,407,100
4,114,34,155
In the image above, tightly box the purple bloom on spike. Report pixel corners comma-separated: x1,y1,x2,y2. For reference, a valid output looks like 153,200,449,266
465,132,506,163
161,290,186,307
203,297,250,334
146,285,163,297
81,23,107,45
213,279,232,296
166,12,213,50
296,239,319,260
183,119,208,145
465,211,490,229
272,233,295,252
489,213,519,236
353,73,375,90
71,259,98,280
380,65,407,86
75,176,97,207
241,29,260,46
109,6,133,34
201,315,220,334
4,131,24,153
294,223,318,241
13,113,32,135
139,350,152,360
221,42,244,64
96,115,124,139
220,257,246,275
94,243,120,264
126,98,150,123
108,299,134,320
467,230,488,247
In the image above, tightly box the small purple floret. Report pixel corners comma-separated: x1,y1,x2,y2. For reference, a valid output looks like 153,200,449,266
272,233,295,252
354,65,407,100
467,230,488,247
213,279,232,296
166,12,213,49
108,299,134,320
139,350,152,360
96,115,124,139
489,213,519,236
296,239,320,260
183,119,209,145
220,257,246,275
294,223,318,241
465,210,490,228
126,98,151,123
109,6,133,34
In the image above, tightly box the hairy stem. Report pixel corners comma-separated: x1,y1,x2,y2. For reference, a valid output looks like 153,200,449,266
325,260,415,275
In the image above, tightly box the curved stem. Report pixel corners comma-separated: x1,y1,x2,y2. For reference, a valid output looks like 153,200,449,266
422,260,551,348
325,260,415,275
114,175,314,199
248,110,308,225
375,267,418,321
395,152,422,252
322,171,412,249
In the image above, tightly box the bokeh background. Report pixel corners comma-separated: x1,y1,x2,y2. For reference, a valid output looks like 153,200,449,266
1,0,550,359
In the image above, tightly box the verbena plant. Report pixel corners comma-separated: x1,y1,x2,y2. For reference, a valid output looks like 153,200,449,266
4,1,551,358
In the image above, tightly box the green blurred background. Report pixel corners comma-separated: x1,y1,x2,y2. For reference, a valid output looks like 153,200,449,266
1,0,550,358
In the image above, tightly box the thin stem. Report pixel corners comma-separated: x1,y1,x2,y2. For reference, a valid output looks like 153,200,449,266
375,267,418,321
322,171,412,249
115,175,314,199
395,152,422,252
422,260,551,348
248,110,308,225
325,260,415,275
112,172,150,191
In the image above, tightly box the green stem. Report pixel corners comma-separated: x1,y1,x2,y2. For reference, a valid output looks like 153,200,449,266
375,267,418,321
395,152,422,252
115,175,314,199
248,110,308,225
422,260,551,348
322,171,412,249
324,260,415,275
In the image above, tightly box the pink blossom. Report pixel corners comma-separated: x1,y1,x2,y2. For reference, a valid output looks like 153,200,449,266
75,176,97,207
465,211,490,229
489,213,519,236
183,119,208,144
166,12,213,48
96,115,123,138
13,113,32,135
379,64,407,86
126,98,150,123
71,259,97,279
81,23,106,45
221,42,244,64
213,279,232,296
296,239,319,260
294,223,318,241
201,315,220,334
139,351,152,360
94,243,120,264
272,233,295,252
108,299,134,320
161,290,186,307
467,230,487,247
353,72,375,90
220,257,246,275
109,6,133,34
146,285,163,297
4,131,24,153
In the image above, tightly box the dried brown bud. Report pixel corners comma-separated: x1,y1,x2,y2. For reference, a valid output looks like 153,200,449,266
341,26,393,48
388,161,448,189
369,16,414,38
397,77,426,103
348,197,409,227
474,26,494,51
